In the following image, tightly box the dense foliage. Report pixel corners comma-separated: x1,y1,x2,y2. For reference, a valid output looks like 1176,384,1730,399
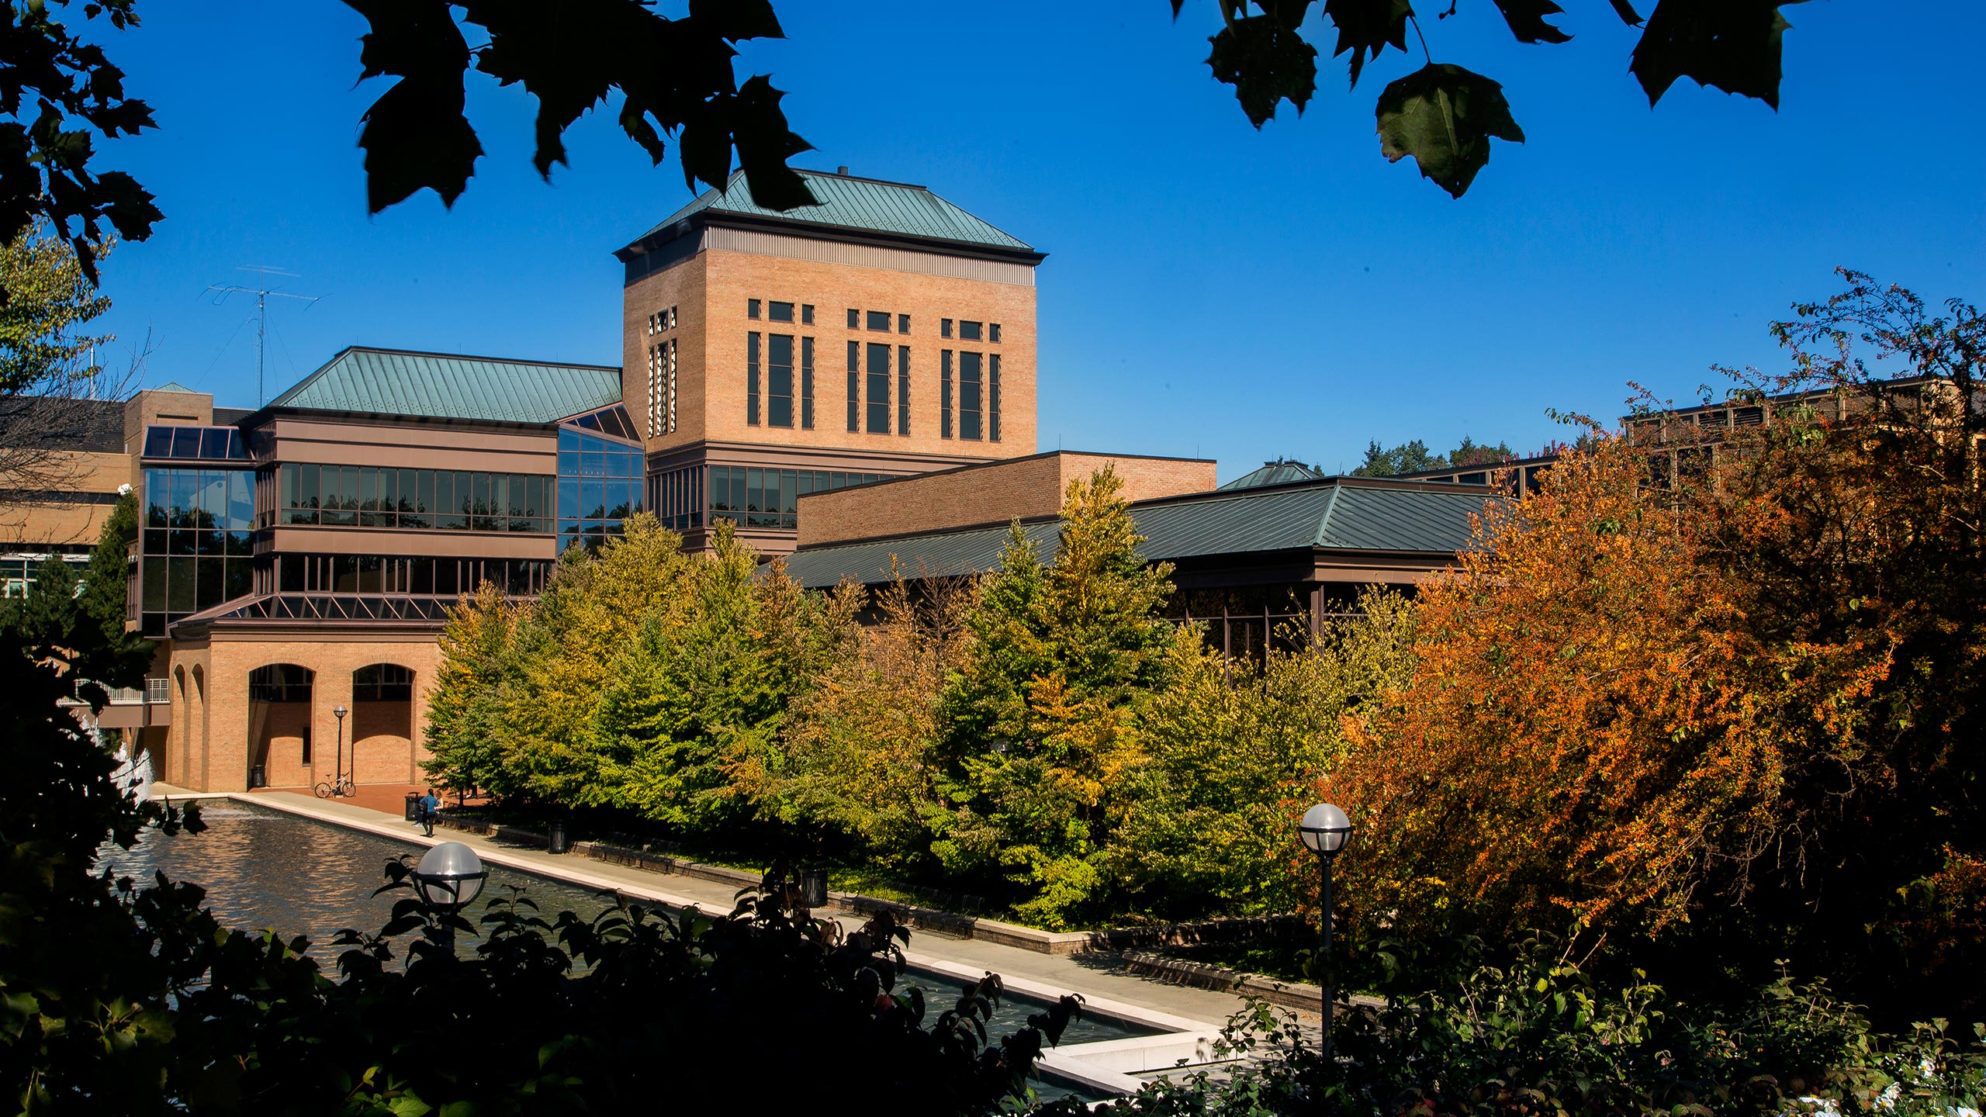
427,469,1397,929
1334,273,1986,1026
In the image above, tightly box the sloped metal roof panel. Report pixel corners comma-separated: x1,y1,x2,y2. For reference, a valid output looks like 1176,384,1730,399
269,348,622,424
779,482,1493,589
638,170,1034,252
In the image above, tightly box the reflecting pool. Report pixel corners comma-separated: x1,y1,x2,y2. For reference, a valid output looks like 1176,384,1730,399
100,802,1152,1055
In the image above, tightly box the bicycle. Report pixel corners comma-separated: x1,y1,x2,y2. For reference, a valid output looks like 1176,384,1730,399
313,776,358,799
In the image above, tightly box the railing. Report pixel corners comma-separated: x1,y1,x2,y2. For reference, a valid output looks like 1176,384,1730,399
85,677,171,705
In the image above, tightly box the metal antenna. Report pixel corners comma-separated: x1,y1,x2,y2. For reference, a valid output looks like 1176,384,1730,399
206,266,320,406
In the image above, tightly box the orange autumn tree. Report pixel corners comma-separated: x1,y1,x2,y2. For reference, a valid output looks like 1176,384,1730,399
1335,438,1848,940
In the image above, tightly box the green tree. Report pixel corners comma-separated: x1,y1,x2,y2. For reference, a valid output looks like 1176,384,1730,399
600,522,854,835
1351,435,1515,477
1111,590,1415,918
934,467,1180,927
423,581,522,797
0,490,150,704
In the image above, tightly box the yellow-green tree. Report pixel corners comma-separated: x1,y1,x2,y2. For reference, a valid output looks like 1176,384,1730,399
763,573,972,868
592,522,855,833
423,582,522,797
498,515,697,806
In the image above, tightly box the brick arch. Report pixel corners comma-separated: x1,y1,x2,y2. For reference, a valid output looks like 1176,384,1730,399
350,663,418,786
246,663,316,790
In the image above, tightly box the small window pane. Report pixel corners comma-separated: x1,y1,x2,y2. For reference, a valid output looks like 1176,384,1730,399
801,304,814,325
748,298,762,319
941,318,953,339
989,323,1002,343
847,308,860,328
897,313,911,334
867,310,891,332
959,320,983,341
768,300,795,323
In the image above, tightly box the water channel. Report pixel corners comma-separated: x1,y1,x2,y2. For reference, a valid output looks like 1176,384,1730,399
101,800,1149,1095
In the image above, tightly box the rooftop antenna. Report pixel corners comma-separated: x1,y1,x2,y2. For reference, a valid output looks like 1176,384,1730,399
206,266,320,406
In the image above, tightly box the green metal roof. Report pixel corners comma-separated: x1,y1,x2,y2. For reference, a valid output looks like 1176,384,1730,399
269,347,622,425
1218,459,1328,490
779,479,1495,589
628,169,1036,255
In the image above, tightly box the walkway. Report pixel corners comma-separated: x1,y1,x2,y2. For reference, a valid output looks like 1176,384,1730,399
243,789,1292,1032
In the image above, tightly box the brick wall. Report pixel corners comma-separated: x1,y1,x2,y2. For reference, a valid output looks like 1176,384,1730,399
626,244,1038,462
797,451,1217,547
166,633,443,793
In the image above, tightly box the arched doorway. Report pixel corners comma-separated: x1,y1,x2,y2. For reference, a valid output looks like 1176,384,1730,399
247,664,314,788
351,664,415,785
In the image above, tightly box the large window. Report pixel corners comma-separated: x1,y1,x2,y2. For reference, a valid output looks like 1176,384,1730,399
707,466,889,530
141,425,248,461
652,464,704,532
276,463,553,533
747,331,761,425
943,350,1001,443
557,427,645,551
276,553,551,596
140,467,256,636
767,334,795,428
958,351,983,441
866,343,891,434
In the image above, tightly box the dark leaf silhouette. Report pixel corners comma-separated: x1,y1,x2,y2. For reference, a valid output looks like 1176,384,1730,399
1376,63,1524,197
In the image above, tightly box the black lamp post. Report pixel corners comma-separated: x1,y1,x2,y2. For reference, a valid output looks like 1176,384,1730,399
332,703,349,794
1297,802,1353,1066
411,841,487,956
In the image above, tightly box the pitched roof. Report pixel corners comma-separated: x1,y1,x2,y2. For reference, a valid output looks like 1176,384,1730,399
624,169,1036,256
1219,459,1328,490
267,347,622,425
778,479,1495,589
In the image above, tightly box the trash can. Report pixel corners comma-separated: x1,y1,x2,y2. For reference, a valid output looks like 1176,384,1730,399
404,793,421,822
798,867,829,909
249,765,265,789
547,817,570,855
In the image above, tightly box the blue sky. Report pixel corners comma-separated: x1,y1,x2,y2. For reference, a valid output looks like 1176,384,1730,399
87,2,1984,481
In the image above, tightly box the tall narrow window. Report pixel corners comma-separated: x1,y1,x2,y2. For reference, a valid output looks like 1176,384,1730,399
866,343,891,434
959,351,983,440
802,304,815,325
846,308,860,329
897,345,910,435
767,334,795,428
846,341,860,432
667,338,678,434
941,318,953,339
646,343,662,436
748,298,762,320
941,350,954,440
989,353,1001,443
990,322,1002,343
801,337,815,430
747,332,762,426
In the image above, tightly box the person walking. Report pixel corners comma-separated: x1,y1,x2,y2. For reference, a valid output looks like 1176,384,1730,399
418,788,440,837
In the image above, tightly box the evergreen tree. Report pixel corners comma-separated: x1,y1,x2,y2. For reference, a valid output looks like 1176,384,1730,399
933,467,1178,927
423,582,521,797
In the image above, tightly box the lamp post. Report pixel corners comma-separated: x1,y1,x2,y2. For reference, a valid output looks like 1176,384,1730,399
410,841,487,956
1297,802,1353,1067
332,703,349,794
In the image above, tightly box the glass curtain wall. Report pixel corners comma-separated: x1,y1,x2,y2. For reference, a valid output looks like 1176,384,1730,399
139,467,255,635
557,427,645,550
